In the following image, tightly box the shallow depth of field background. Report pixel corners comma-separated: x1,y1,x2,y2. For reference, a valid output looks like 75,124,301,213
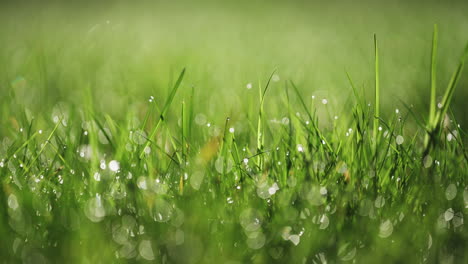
1,0,468,130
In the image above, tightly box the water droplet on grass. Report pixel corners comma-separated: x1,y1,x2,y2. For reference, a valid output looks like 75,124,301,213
100,160,106,170
109,160,120,172
445,184,457,200
94,172,101,181
152,198,173,222
374,196,385,208
246,231,266,249
453,212,464,227
8,194,19,210
240,208,262,232
319,186,327,195
195,113,207,125
139,240,155,260
297,144,304,152
396,135,404,145
378,219,393,238
215,157,233,174
319,214,329,229
268,183,279,195
338,243,356,261
84,195,106,222
289,234,300,246
132,130,147,145
190,171,204,190
444,208,454,221
137,177,148,190
423,155,433,168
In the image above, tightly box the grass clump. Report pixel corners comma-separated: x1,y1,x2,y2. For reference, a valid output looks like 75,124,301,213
0,5,468,263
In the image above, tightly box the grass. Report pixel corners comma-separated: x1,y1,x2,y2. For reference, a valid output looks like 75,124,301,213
1,1,468,263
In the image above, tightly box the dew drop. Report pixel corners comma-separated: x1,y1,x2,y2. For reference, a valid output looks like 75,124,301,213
139,240,155,260
445,184,457,201
396,135,404,145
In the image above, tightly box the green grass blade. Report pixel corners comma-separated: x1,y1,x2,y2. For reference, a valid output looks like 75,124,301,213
140,68,186,158
428,24,438,125
373,34,380,152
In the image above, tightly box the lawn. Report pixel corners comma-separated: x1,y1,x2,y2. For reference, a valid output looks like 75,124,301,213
0,0,467,263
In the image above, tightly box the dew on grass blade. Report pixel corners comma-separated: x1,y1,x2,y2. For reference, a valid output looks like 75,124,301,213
281,226,292,240
152,179,168,194
272,74,280,82
396,135,404,145
297,144,304,152
338,243,356,261
427,234,433,249
112,224,129,245
246,231,266,249
239,208,262,232
109,160,120,172
93,172,101,182
131,130,147,145
190,171,204,190
437,213,449,229
268,182,279,195
8,194,19,210
319,186,327,195
118,242,137,259
139,240,155,260
288,234,300,246
378,219,393,238
319,214,330,229
374,195,385,208
84,194,106,222
137,176,148,190
100,160,106,170
444,208,454,221
452,212,464,227
423,155,433,168
445,184,457,200
215,156,232,174
151,198,173,222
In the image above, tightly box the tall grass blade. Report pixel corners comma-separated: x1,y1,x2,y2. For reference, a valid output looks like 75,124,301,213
373,34,380,153
140,68,186,158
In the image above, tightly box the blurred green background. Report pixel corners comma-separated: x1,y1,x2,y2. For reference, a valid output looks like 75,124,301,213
1,0,468,129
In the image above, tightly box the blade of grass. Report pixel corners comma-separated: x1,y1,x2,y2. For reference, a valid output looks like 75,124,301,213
140,68,186,158
256,70,276,170
424,25,438,148
373,34,380,153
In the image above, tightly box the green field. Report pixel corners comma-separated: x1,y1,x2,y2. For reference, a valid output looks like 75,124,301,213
1,1,467,263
